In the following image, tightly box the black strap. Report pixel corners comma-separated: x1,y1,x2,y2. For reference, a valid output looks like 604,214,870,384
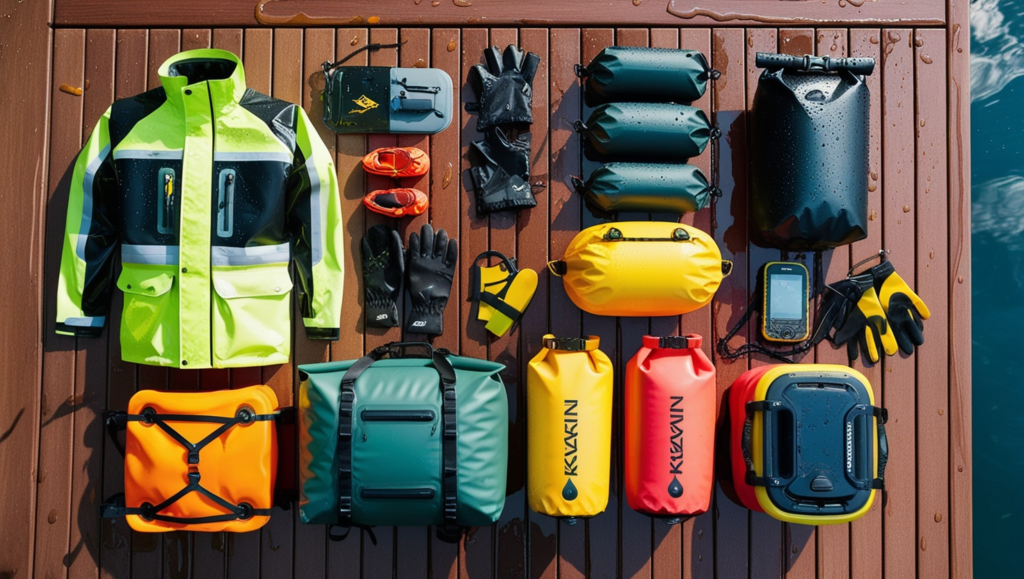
335,342,460,537
321,41,407,77
100,407,283,524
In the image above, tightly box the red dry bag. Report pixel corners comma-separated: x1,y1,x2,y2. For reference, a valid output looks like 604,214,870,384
625,335,717,521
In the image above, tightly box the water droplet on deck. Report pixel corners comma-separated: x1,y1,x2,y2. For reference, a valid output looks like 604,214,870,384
453,0,473,6
48,509,57,524
903,205,911,213
935,513,943,523
447,40,457,52
432,0,440,6
350,35,359,46
442,162,453,188
920,53,933,65
915,37,924,47
869,36,879,45
869,210,877,221
668,476,683,498
367,16,380,24
958,276,964,283
920,537,927,551
633,0,642,5
413,58,427,68
562,478,578,501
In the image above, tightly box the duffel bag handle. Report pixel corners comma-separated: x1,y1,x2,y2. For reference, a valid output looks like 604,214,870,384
741,400,788,488
843,405,888,491
340,341,455,389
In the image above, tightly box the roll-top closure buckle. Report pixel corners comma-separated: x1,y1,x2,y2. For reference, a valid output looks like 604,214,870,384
543,336,599,352
643,334,703,350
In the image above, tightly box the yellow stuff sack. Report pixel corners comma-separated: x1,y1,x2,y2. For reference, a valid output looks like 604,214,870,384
101,385,282,533
527,335,614,521
548,222,730,317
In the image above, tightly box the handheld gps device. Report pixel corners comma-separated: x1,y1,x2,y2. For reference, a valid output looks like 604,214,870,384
761,262,810,342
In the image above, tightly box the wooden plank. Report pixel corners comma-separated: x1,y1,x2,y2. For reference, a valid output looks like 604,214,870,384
946,0,973,576
424,34,461,579
913,27,949,579
847,27,884,579
675,27,716,579
0,0,49,573
35,26,85,579
53,0,947,28
579,26,619,579
879,28,917,579
812,26,855,579
80,27,131,579
710,26,752,579
288,25,336,579
68,27,111,577
221,28,270,579
744,26,784,579
645,24,684,579
326,27,369,579
392,26,434,579
536,25,579,579
610,24,654,579
485,24,524,579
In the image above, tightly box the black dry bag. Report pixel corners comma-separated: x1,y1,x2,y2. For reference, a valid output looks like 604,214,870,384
571,163,715,218
751,53,875,251
575,103,714,163
576,46,716,107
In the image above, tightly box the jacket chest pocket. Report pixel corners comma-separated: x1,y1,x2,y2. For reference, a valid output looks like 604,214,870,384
117,264,179,366
211,266,294,367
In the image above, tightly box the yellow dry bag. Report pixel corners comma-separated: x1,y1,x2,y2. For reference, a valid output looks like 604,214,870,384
548,222,730,317
527,335,614,522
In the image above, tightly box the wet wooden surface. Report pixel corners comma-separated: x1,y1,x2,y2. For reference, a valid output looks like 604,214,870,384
0,2,971,578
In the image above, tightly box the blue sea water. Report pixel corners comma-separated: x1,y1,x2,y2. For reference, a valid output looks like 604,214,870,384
971,1,1024,576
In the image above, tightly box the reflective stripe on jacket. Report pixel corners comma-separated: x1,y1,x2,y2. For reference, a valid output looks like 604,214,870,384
56,49,344,369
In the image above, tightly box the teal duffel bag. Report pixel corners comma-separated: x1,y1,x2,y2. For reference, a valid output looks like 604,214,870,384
298,342,508,541
571,163,718,218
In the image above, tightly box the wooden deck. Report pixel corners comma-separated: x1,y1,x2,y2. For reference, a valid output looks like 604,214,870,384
0,1,972,577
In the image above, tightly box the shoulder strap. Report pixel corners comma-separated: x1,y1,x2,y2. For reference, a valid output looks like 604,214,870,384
322,41,406,77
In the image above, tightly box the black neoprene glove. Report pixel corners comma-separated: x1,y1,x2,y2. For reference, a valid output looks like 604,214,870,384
469,128,537,215
406,224,458,336
811,277,864,346
361,225,404,328
467,45,540,132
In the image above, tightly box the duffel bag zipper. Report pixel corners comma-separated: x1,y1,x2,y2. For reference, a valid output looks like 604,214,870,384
360,487,436,500
601,227,691,242
361,409,436,422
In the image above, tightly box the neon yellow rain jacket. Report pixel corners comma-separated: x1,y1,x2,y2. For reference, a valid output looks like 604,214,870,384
56,49,344,369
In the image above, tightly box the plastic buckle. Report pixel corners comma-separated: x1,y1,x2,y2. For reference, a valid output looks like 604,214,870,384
659,336,692,350
187,450,200,465
543,337,588,352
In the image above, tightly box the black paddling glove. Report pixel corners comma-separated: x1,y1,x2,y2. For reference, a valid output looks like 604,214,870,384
361,225,404,328
467,45,540,132
406,224,458,336
813,277,864,346
469,129,537,215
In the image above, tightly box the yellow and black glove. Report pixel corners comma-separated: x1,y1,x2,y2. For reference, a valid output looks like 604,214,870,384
469,251,538,337
832,272,898,364
871,261,930,356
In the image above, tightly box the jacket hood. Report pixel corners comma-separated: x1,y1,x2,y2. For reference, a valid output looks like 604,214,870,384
158,49,247,107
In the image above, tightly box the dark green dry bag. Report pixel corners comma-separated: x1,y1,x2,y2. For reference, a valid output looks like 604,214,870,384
571,163,716,218
576,46,717,107
298,342,507,541
751,53,874,250
575,103,716,163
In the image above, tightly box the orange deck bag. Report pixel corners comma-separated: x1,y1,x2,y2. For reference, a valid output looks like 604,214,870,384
100,385,283,532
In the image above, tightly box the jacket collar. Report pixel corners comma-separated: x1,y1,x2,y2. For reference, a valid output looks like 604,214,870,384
158,49,247,108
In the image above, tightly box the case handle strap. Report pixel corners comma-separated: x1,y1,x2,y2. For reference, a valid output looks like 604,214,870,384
742,400,787,488
844,405,889,491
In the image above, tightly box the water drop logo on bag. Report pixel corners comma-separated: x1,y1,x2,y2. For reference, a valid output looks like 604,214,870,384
562,400,579,501
669,396,685,498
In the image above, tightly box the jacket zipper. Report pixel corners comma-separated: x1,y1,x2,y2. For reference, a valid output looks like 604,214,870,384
157,168,176,235
217,169,235,237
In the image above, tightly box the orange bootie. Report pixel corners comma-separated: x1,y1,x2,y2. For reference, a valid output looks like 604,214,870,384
362,147,430,178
